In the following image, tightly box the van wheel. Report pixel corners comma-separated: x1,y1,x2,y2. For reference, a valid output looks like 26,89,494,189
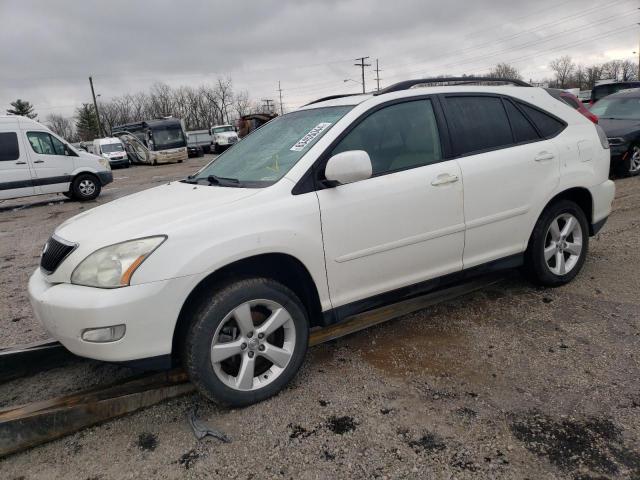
523,200,588,287
184,278,309,407
71,173,101,201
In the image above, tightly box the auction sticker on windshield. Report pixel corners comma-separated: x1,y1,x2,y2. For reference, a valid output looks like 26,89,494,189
290,123,332,151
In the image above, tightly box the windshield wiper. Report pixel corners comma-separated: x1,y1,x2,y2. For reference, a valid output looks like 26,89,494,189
208,175,240,186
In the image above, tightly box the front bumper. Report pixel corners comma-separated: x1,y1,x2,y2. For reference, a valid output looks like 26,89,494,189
108,157,129,167
28,269,197,362
97,171,113,186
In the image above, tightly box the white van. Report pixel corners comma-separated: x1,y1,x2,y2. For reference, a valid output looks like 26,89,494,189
93,137,129,168
0,115,112,201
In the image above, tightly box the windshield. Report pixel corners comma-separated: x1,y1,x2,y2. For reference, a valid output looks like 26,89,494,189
590,97,640,120
150,125,186,150
191,106,352,187
213,126,234,134
101,143,124,153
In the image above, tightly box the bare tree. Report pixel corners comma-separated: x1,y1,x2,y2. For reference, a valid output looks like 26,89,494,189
620,60,638,81
601,60,622,81
584,65,603,89
45,113,75,141
549,56,575,88
488,63,522,80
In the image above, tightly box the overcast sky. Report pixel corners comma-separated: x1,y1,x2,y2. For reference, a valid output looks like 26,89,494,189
1,0,638,119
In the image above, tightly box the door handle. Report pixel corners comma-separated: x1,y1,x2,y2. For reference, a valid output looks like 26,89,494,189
431,173,459,186
33,160,45,163
534,152,555,162
15,161,26,165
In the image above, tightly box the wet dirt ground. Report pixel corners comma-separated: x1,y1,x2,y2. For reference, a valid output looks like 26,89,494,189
0,164,639,479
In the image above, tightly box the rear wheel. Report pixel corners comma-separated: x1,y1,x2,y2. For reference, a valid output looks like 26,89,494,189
184,278,309,407
70,173,101,201
524,200,588,287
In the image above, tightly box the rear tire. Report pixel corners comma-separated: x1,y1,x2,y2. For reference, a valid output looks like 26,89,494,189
70,173,101,201
523,200,588,287
184,278,309,407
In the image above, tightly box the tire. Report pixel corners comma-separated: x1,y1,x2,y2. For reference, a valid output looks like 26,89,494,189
184,278,309,407
63,191,73,199
213,143,220,154
616,144,640,177
71,173,101,201
523,200,589,287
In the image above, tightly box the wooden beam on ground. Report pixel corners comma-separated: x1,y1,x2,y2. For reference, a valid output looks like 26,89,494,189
0,340,76,384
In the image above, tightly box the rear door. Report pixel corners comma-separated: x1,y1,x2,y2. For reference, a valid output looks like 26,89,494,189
441,94,561,268
24,130,76,194
0,130,35,199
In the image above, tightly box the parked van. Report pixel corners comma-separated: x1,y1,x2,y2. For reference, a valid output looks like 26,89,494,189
93,137,129,168
0,115,112,201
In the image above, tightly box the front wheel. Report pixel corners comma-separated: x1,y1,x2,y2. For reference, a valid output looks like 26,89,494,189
184,278,309,407
616,144,640,177
524,200,589,287
71,173,101,201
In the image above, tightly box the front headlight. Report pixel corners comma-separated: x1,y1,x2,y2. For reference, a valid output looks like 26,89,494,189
71,236,166,288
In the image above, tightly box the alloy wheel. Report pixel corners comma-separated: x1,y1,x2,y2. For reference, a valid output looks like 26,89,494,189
544,213,583,276
210,299,296,391
78,179,96,196
630,145,640,174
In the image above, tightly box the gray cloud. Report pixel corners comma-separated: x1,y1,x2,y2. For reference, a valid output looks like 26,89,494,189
1,0,637,117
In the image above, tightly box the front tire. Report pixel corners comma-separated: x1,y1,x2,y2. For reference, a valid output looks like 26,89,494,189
524,200,589,287
184,278,309,407
70,173,101,201
616,144,640,177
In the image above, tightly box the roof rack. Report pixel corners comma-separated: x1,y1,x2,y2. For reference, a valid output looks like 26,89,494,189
304,93,362,106
374,77,531,95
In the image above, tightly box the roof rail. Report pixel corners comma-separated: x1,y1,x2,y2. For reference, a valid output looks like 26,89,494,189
304,93,362,106
374,77,531,95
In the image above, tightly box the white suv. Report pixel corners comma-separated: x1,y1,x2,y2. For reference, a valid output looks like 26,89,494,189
29,78,615,406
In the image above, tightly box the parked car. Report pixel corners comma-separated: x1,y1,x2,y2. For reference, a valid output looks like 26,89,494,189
29,78,614,407
0,115,112,201
546,88,598,124
210,124,239,153
590,81,640,105
93,137,130,168
590,88,640,176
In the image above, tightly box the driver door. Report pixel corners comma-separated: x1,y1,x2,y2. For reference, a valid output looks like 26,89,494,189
315,99,465,310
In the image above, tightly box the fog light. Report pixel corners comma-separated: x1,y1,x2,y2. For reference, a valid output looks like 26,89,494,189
81,325,126,343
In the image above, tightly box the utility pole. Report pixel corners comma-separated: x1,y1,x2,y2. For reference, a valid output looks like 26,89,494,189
262,99,274,113
354,56,371,94
278,81,284,115
88,76,103,138
374,58,382,91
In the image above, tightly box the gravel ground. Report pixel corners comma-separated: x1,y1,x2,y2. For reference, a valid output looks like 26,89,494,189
0,164,639,480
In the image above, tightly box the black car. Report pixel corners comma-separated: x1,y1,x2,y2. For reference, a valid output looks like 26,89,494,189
187,145,204,158
591,81,640,105
590,88,640,177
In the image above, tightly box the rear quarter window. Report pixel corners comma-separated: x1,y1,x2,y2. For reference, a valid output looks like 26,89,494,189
0,132,20,161
504,100,540,143
516,102,566,138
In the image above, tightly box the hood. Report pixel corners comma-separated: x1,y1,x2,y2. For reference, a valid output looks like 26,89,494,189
597,118,640,138
78,150,102,162
55,181,259,245
214,131,238,139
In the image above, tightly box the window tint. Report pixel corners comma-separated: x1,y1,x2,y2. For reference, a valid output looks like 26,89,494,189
517,103,565,138
0,132,19,161
504,100,539,143
561,95,581,110
331,100,442,176
444,96,512,155
27,131,67,155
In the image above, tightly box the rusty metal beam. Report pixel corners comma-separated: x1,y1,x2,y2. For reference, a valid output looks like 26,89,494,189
0,340,76,384
0,369,193,457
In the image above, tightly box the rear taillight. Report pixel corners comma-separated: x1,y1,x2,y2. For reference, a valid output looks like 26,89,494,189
594,124,609,149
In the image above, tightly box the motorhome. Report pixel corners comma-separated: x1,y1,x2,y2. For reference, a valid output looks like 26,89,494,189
112,118,187,164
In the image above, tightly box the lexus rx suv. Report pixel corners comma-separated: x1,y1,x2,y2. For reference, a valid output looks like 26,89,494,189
29,78,614,407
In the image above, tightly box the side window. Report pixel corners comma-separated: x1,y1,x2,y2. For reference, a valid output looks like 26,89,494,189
516,103,565,138
504,100,540,143
444,96,513,156
0,132,20,161
561,95,581,110
331,100,442,176
49,135,66,155
27,131,55,155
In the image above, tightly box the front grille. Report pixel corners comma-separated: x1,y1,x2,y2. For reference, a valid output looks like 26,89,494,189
40,236,77,274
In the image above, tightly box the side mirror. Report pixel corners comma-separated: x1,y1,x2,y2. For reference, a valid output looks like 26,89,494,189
324,150,372,185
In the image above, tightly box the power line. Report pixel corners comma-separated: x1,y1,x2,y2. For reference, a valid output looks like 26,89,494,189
261,98,275,113
374,59,382,91
277,81,284,115
354,57,371,93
